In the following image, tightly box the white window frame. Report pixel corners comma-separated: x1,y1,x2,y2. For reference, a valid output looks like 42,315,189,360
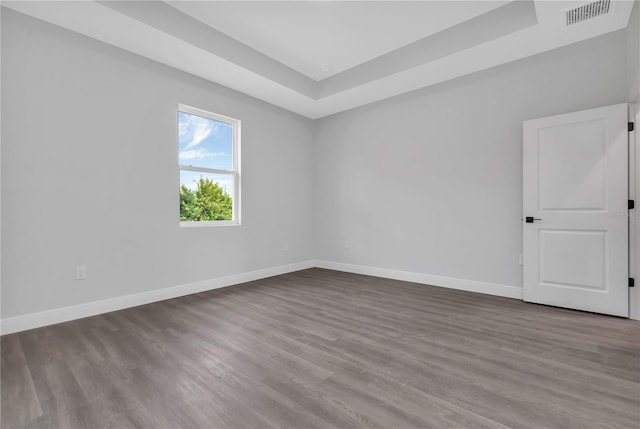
178,104,241,227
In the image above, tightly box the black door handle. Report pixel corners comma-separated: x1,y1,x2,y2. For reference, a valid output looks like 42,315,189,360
525,216,542,223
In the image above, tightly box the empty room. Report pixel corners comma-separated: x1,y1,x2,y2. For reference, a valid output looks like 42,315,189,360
1,0,640,428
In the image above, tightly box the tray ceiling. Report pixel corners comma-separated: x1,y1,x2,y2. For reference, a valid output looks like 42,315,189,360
2,1,635,118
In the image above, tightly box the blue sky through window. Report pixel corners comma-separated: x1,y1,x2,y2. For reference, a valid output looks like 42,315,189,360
178,111,233,171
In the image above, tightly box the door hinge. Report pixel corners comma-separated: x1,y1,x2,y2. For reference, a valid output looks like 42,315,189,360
629,122,635,132
630,278,635,287
630,200,635,210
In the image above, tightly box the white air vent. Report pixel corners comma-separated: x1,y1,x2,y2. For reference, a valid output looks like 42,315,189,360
565,0,611,26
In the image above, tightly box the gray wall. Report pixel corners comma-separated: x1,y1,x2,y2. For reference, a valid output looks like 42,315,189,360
1,10,315,318
314,30,629,288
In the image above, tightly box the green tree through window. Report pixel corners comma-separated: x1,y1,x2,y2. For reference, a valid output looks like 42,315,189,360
180,177,232,221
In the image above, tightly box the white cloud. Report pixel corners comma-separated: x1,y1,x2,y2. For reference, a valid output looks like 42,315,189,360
178,117,190,138
179,148,224,160
180,114,220,150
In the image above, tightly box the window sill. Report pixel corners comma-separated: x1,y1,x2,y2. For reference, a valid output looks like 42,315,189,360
180,221,241,228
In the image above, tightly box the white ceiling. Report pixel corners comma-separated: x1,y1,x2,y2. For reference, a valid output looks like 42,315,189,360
2,1,636,119
169,1,510,80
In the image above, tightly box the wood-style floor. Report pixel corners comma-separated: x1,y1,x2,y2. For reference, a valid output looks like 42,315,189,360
2,268,639,429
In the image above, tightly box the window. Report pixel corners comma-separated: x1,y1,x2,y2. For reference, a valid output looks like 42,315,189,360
178,104,240,226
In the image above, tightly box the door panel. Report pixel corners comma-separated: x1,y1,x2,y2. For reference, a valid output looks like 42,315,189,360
539,229,606,290
538,120,607,211
523,103,628,317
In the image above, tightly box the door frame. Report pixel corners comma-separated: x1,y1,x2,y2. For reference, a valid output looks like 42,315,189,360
630,103,639,320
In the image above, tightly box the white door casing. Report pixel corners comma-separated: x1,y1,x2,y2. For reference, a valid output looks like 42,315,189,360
523,103,629,317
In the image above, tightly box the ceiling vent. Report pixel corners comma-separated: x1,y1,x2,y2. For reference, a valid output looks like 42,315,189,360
565,0,611,26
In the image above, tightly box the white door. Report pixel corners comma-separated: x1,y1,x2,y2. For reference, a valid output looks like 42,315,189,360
523,103,629,317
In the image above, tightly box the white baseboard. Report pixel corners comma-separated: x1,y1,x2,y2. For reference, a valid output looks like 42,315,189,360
315,260,523,300
3,258,635,335
0,259,539,335
0,260,315,335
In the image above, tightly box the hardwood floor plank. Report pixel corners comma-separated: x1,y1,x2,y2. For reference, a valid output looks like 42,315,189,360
2,268,639,428
0,336,42,428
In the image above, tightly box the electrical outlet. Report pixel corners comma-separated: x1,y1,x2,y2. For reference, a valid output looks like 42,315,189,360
76,266,87,280
283,242,289,251
344,241,351,249
519,254,523,266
